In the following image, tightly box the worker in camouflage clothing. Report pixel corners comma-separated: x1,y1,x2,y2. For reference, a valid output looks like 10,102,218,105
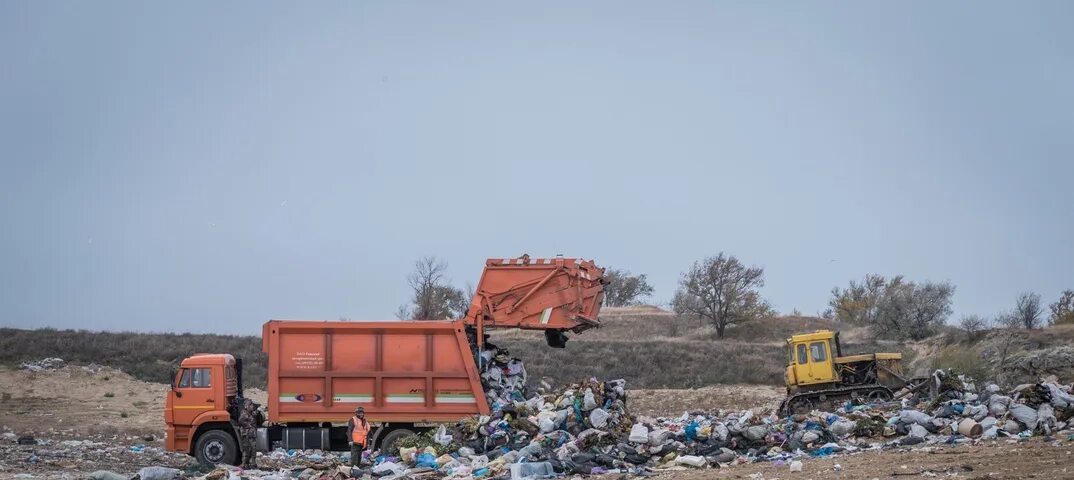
237,398,258,469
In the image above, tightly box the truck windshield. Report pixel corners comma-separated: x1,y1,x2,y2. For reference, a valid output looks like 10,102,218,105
810,342,827,362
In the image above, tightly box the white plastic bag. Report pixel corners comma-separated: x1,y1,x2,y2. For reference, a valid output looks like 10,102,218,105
628,423,649,443
1009,404,1038,428
582,389,598,411
909,424,929,439
899,409,932,426
137,467,180,480
675,455,706,467
589,408,610,428
648,428,670,445
434,425,453,446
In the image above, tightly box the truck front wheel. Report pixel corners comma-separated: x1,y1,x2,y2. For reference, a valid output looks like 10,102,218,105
195,430,239,467
378,428,417,454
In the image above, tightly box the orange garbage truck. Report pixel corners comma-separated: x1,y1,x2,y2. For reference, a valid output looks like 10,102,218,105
164,256,605,466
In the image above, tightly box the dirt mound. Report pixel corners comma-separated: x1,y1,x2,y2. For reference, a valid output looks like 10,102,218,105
0,364,264,440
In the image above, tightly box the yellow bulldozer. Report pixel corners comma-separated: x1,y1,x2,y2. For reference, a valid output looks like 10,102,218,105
778,330,927,415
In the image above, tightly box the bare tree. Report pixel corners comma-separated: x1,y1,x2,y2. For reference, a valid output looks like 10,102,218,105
828,274,954,340
399,256,469,320
1049,289,1074,325
1013,292,1045,329
959,314,988,341
871,278,955,340
672,253,773,338
602,269,655,307
828,274,886,324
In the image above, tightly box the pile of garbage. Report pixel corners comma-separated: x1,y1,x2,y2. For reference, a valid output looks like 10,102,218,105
19,358,66,372
342,370,1073,478
478,344,528,406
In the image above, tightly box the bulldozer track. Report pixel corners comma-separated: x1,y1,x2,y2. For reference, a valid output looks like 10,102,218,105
778,384,895,415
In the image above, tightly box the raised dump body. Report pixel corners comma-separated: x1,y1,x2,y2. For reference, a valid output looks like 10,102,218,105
262,320,490,425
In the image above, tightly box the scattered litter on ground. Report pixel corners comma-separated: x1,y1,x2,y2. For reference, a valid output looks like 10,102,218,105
1,360,1072,479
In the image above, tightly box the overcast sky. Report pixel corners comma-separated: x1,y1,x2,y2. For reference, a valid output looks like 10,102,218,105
2,1,1072,334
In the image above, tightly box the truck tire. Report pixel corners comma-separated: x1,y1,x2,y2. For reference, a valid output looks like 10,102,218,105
378,428,417,454
194,429,239,467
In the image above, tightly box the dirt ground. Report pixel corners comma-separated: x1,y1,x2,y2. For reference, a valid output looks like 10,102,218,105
655,439,1074,479
630,385,784,418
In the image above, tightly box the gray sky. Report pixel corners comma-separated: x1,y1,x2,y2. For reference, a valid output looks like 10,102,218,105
2,1,1072,334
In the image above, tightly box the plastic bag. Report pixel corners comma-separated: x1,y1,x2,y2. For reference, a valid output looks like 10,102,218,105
684,421,699,441
675,455,706,467
899,409,932,426
399,446,417,463
509,461,555,480
87,472,127,480
137,467,180,480
434,425,453,446
743,425,768,441
1009,404,1038,428
629,423,649,443
712,423,730,442
909,424,928,439
829,419,857,437
582,389,597,411
1046,383,1074,409
589,408,610,428
648,429,670,445
1037,403,1056,433
988,395,1011,416
415,452,439,469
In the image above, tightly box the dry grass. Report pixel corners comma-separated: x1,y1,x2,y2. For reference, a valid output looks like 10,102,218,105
0,328,267,388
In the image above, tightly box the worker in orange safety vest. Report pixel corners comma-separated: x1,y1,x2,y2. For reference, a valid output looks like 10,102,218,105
348,406,371,467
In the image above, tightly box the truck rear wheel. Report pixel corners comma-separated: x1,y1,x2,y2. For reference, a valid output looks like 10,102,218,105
378,428,417,454
195,430,239,467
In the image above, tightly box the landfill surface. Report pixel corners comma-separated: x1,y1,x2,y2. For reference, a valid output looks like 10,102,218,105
1,358,1073,480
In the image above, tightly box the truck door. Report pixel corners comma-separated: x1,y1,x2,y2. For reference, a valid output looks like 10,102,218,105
806,341,835,383
793,343,812,384
171,367,216,425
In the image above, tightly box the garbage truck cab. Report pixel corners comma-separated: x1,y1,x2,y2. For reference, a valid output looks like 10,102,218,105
165,354,248,465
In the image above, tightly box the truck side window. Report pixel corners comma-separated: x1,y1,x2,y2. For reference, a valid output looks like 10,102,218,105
191,368,212,388
810,342,827,362
796,344,808,364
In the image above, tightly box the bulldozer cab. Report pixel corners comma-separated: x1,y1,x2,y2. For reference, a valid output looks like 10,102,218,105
785,331,839,389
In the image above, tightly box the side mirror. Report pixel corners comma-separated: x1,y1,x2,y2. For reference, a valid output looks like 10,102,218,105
169,369,182,397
